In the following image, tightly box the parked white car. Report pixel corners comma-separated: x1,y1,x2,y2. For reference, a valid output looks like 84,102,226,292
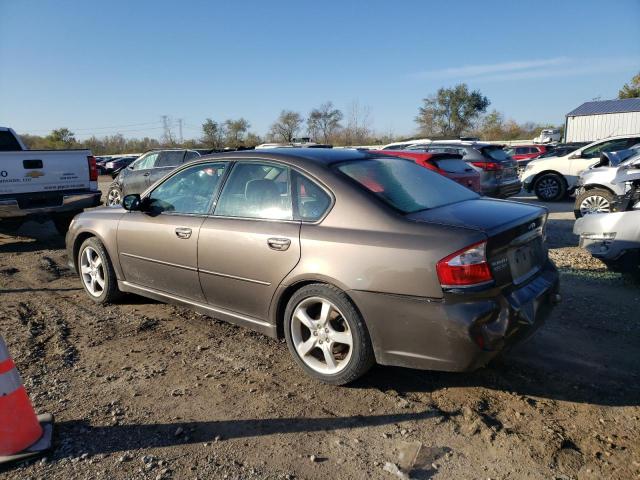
521,134,640,201
533,128,562,144
377,138,431,150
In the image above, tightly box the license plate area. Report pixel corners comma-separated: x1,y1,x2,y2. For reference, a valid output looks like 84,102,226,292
509,239,543,285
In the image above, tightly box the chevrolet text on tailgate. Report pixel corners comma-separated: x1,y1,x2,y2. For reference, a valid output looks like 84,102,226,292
0,127,101,233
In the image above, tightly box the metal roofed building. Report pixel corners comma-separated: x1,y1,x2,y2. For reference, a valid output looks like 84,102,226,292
565,98,640,142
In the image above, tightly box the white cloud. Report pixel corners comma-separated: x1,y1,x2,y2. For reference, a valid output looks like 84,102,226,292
411,57,639,82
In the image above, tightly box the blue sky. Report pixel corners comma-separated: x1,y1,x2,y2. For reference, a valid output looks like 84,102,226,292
1,0,638,140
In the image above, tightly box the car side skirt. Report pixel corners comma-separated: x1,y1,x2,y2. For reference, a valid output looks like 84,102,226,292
118,280,278,338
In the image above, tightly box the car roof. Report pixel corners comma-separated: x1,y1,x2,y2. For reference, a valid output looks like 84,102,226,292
200,147,376,167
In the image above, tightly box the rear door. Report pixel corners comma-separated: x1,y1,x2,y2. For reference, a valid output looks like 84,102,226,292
198,160,301,320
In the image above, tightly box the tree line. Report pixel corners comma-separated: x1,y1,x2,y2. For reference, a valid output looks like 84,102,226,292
22,69,640,154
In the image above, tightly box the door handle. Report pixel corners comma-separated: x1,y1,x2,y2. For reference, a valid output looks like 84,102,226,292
267,237,291,251
175,227,192,239
143,171,151,176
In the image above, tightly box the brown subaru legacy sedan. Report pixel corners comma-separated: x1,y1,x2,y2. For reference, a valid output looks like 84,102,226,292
66,148,560,385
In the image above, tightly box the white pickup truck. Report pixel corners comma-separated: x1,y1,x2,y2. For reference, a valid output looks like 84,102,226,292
0,127,102,233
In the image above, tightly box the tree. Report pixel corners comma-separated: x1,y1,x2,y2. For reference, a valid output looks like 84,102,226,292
47,128,76,147
224,118,250,148
201,118,225,149
619,72,640,99
270,110,303,143
477,110,505,140
415,83,490,137
307,102,343,144
343,100,372,145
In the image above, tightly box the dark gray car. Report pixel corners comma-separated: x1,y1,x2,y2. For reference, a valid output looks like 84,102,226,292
106,149,202,205
409,142,521,197
67,149,559,385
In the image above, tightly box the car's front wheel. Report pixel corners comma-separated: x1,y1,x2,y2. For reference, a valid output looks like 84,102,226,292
284,284,374,385
534,173,566,201
78,237,122,303
574,188,614,218
106,186,122,206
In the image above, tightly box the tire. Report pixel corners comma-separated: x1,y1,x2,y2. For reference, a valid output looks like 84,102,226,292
533,173,566,201
284,283,374,385
77,237,122,304
573,188,615,218
52,211,80,235
106,185,123,206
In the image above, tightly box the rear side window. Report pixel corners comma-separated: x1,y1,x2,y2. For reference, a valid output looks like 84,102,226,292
337,158,478,214
0,131,22,151
481,147,511,161
431,156,474,173
293,172,331,221
184,151,200,162
215,162,293,220
156,151,185,167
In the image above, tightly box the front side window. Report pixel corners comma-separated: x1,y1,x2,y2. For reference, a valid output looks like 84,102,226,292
132,152,158,170
184,150,200,162
337,157,478,214
581,138,640,158
215,162,293,220
147,162,227,215
293,172,331,221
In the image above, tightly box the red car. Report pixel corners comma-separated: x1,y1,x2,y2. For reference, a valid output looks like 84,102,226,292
505,145,548,162
372,150,482,193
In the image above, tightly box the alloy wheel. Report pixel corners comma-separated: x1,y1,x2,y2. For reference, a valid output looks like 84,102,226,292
579,195,611,215
80,246,105,297
290,296,353,374
107,188,122,206
537,177,559,200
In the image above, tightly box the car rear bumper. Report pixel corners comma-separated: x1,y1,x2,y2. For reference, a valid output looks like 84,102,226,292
349,261,559,372
0,190,102,218
484,178,522,198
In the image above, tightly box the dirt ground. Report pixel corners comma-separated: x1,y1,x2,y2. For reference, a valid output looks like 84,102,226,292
0,180,638,480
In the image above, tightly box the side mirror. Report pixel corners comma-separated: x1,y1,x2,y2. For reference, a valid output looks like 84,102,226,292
568,152,582,159
122,194,142,211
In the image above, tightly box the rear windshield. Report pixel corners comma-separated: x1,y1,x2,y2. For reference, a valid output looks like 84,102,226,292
431,157,474,173
336,157,478,214
0,131,22,151
481,146,511,161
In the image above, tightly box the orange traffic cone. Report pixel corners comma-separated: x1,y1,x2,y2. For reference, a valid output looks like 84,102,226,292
0,335,53,465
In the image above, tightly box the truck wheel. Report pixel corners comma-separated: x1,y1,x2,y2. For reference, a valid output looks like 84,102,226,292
52,212,80,235
78,237,122,303
107,186,122,206
574,188,614,218
534,173,566,201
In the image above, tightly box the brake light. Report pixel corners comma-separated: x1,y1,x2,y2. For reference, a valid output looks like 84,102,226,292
471,161,501,171
88,155,98,181
436,241,493,287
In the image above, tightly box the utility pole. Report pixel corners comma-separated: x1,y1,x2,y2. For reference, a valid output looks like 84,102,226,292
161,115,170,144
178,118,183,144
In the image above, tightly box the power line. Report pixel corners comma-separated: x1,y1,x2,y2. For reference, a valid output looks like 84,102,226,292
27,120,163,133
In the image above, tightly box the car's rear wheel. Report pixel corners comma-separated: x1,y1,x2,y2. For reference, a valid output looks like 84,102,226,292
534,173,566,201
78,237,122,304
574,188,614,218
284,284,374,385
106,186,122,206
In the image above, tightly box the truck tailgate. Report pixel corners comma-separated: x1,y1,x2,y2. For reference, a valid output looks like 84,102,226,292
0,150,92,195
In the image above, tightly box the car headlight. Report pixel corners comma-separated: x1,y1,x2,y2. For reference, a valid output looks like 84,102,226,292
524,163,535,171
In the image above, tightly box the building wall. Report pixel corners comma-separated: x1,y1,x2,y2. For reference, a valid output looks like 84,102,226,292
566,112,640,142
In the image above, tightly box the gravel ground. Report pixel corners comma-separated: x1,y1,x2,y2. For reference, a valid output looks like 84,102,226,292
0,182,638,479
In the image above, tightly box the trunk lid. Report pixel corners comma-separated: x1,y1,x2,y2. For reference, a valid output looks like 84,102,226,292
407,198,548,287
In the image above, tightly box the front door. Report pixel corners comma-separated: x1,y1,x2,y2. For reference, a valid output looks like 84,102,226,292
198,161,301,319
121,152,159,196
117,161,229,301
570,137,640,182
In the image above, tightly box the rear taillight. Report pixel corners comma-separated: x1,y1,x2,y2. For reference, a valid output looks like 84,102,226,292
470,161,501,171
436,241,493,287
88,155,98,181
